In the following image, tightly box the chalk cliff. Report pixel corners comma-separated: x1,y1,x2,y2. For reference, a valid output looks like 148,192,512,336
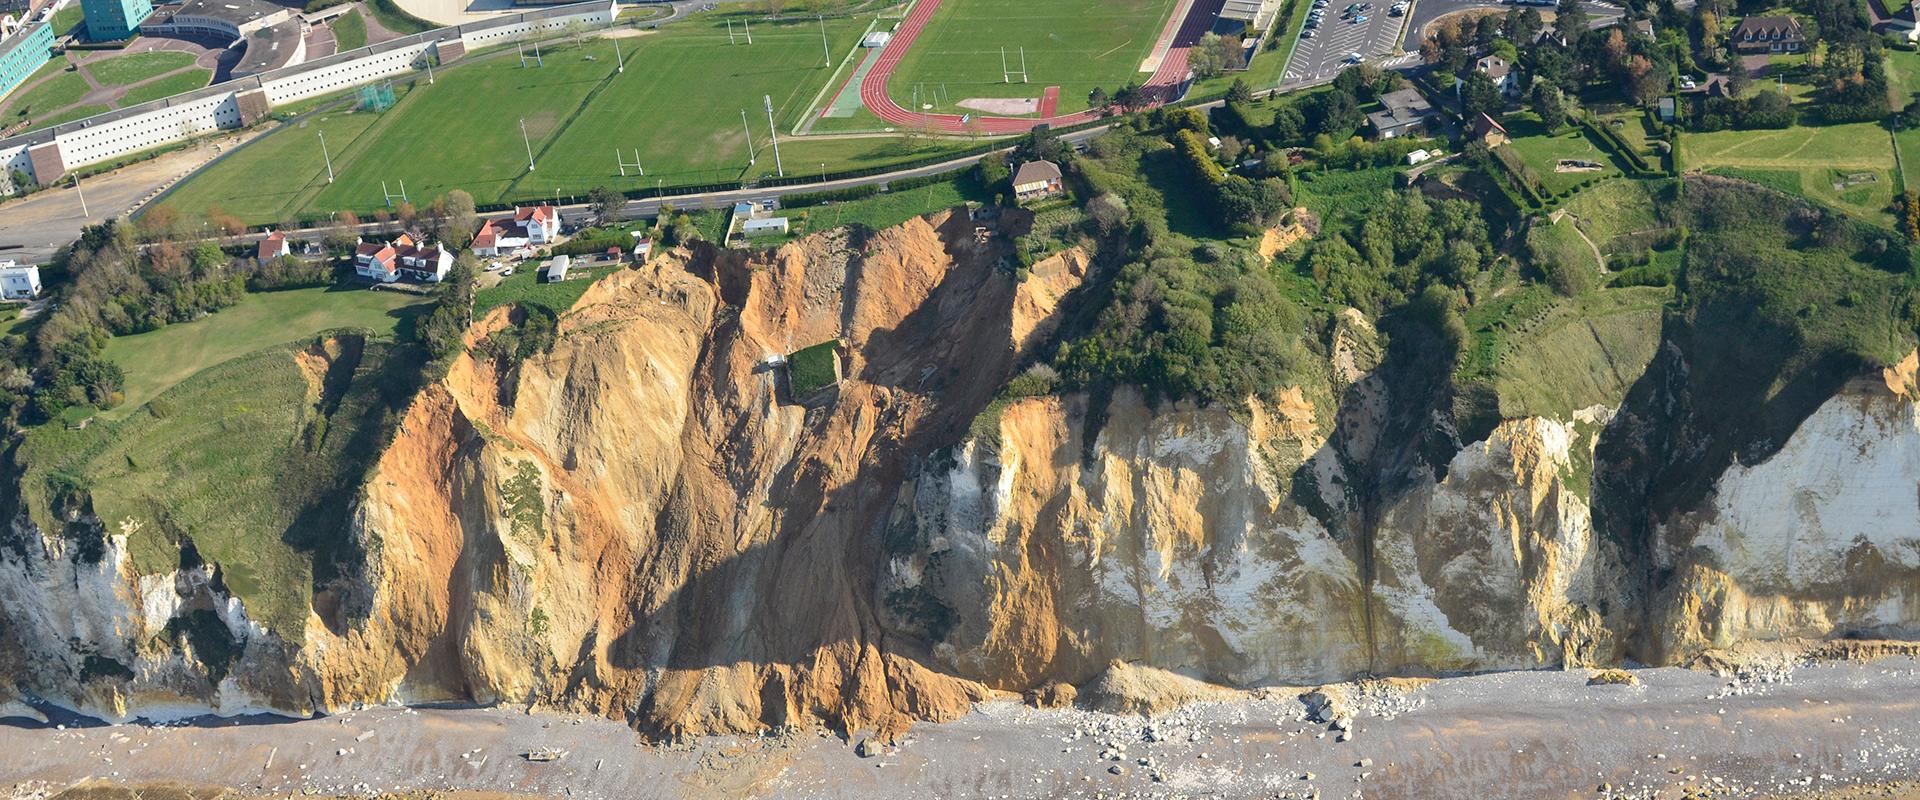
1,210,1917,738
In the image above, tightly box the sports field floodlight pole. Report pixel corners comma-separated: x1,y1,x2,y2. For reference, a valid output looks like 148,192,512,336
818,14,829,66
521,118,536,172
740,109,756,166
614,36,624,73
73,173,88,219
319,130,335,184
764,94,784,177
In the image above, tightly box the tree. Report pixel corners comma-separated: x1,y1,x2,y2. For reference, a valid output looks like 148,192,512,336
1460,71,1503,117
1088,86,1111,113
1532,82,1568,131
1557,0,1590,49
1626,54,1665,105
1226,77,1253,105
1086,192,1130,234
1269,104,1307,145
588,185,625,225
443,189,477,246
974,151,1011,190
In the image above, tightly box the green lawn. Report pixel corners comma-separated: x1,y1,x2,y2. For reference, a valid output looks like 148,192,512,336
473,264,619,318
101,285,428,416
794,174,984,235
159,109,386,224
118,67,211,105
51,4,84,35
786,339,840,395
85,51,198,87
1562,178,1662,253
1459,284,1670,419
6,69,90,120
16,338,423,644
1887,49,1920,108
164,19,972,223
883,0,1178,116
1679,122,1895,225
333,10,369,52
1504,118,1621,196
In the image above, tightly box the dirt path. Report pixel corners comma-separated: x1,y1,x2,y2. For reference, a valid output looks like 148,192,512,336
2,657,1919,799
1552,208,1608,274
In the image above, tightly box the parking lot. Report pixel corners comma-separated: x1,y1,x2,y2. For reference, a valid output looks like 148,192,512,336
1283,0,1412,83
1280,0,1626,84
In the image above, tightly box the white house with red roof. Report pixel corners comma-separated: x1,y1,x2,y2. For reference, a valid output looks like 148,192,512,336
471,205,560,257
256,229,289,262
356,233,452,283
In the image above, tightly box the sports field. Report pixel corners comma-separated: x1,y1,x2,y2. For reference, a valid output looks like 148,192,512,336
882,0,1180,116
158,16,965,223
1679,122,1894,225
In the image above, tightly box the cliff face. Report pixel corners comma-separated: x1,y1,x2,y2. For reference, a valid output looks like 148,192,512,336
2,211,1918,736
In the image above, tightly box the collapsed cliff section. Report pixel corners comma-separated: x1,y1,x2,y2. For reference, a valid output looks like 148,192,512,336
298,208,1093,738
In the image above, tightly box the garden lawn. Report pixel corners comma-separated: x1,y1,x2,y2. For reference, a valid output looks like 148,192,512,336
473,264,620,318
334,10,369,52
85,51,198,87
1503,119,1621,196
6,69,90,120
883,0,1179,116
118,67,211,105
100,285,427,416
158,108,386,225
793,174,984,235
1562,178,1662,253
1678,122,1895,225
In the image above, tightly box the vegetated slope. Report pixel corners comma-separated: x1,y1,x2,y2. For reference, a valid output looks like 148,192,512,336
2,176,1918,737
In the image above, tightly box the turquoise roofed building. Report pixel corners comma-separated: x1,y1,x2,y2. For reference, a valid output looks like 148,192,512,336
80,0,152,41
0,20,55,102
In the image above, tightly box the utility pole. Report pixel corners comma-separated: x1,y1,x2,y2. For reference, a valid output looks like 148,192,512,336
740,108,756,166
72,173,87,219
763,94,783,177
521,118,536,172
818,14,830,66
319,129,334,184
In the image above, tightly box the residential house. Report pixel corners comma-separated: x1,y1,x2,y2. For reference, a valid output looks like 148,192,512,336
1631,18,1653,38
355,233,451,283
1730,16,1805,55
1011,159,1064,203
1469,113,1509,148
256,229,289,261
1533,27,1568,49
1366,87,1434,140
0,260,40,300
1458,55,1522,100
470,205,559,257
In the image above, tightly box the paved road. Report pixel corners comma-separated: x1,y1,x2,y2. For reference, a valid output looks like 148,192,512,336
1403,0,1626,45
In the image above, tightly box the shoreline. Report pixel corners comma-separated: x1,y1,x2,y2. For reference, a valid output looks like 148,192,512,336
3,655,1919,799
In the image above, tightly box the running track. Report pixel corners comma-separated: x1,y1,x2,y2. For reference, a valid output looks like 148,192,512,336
847,0,1227,134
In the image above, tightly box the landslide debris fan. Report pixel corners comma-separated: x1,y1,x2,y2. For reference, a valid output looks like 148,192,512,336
2,183,1919,738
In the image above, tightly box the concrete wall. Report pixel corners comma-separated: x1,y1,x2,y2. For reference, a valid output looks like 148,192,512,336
0,0,615,187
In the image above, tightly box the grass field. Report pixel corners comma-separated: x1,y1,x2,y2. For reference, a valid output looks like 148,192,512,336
17,338,423,643
1504,117,1621,195
1679,122,1895,225
159,108,387,223
883,0,1178,116
1562,178,1663,253
333,10,369,52
6,69,90,120
474,264,618,318
101,285,427,416
793,173,986,235
86,51,198,86
159,18,968,224
1459,284,1670,419
119,67,212,105
51,4,83,35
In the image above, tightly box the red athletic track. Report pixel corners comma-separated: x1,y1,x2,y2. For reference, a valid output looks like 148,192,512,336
842,0,1226,134
1036,85,1060,117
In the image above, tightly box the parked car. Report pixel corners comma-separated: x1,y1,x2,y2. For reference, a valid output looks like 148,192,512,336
1343,52,1363,64
1351,15,1367,22
1679,75,1697,90
1302,28,1316,37
500,267,515,277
